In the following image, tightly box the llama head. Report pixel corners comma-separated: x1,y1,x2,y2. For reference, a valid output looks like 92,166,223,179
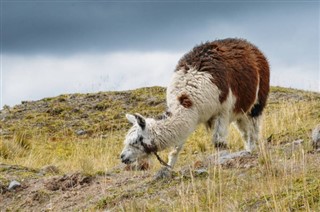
120,113,157,164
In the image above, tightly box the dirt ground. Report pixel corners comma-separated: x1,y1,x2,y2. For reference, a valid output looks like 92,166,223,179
0,150,261,211
2,149,320,211
1,163,151,211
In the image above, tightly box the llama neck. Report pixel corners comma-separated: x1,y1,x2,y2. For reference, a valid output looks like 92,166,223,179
151,109,198,151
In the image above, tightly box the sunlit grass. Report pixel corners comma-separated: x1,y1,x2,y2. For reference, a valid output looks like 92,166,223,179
1,86,319,210
1,90,318,173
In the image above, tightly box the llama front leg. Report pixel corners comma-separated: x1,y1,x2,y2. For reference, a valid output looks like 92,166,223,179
168,143,183,168
154,143,184,179
212,115,229,149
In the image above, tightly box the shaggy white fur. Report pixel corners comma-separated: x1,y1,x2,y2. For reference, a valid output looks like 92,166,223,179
120,68,261,168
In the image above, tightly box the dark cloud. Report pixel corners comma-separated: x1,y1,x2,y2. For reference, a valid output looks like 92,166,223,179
2,1,225,54
2,1,318,56
1,1,319,108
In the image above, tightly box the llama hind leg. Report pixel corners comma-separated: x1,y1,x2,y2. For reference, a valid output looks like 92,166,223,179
212,115,229,149
236,115,261,152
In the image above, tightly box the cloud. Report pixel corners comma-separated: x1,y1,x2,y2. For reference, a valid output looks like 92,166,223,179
1,52,182,107
3,1,318,55
1,2,318,108
2,50,318,108
270,63,319,92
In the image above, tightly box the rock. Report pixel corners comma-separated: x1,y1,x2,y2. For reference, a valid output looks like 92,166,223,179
194,168,208,176
76,129,86,136
216,150,250,165
154,167,172,180
293,139,304,145
8,180,21,190
312,124,320,150
203,150,256,169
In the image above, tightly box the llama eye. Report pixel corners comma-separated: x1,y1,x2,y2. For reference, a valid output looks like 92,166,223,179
130,142,139,149
130,137,143,148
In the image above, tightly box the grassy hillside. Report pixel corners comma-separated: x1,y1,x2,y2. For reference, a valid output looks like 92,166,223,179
1,86,320,211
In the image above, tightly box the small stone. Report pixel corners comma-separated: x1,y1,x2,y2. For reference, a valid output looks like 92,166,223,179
8,180,21,190
194,168,208,176
76,130,86,136
293,139,304,145
154,167,172,180
217,150,250,165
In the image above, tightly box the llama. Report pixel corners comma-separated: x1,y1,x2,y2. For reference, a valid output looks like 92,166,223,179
120,38,270,171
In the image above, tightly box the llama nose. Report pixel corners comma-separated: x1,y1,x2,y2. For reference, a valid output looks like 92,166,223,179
120,154,125,160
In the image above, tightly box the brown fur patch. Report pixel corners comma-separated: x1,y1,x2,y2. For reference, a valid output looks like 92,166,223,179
178,93,193,108
175,38,269,114
141,141,158,154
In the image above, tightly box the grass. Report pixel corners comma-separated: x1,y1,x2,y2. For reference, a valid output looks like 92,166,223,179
1,86,319,210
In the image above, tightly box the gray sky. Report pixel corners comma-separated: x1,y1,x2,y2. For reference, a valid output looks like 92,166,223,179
1,1,319,107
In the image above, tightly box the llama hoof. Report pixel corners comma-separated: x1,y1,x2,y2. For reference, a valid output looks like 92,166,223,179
154,167,172,180
214,142,228,150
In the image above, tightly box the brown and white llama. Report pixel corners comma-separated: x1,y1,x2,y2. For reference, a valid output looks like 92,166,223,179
120,38,270,172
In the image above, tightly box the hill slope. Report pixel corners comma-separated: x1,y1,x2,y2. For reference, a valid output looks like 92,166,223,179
1,86,320,211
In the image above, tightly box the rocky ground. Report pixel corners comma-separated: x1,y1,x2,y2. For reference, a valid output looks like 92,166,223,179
1,145,319,211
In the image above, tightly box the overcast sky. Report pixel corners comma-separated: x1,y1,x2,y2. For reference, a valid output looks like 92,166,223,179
1,1,319,108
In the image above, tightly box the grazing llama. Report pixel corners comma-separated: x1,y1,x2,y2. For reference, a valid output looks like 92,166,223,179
120,38,270,171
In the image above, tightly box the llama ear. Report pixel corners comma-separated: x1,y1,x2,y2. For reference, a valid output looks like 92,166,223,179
126,114,137,125
134,113,146,130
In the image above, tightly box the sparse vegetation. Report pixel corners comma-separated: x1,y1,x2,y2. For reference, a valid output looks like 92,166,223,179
0,86,319,210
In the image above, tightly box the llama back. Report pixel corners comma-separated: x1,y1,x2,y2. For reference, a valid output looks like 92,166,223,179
175,38,270,116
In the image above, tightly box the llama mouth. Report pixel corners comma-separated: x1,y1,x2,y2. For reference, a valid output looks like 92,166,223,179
121,158,134,164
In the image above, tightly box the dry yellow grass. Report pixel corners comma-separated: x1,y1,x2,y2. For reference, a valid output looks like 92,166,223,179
1,86,319,210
